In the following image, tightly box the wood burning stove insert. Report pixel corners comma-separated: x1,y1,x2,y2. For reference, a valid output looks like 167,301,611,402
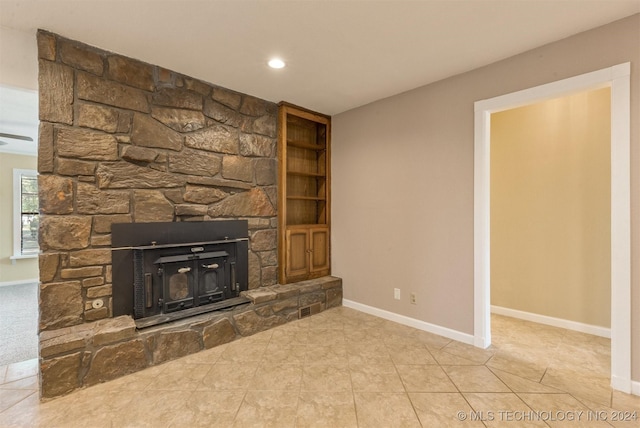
111,220,249,328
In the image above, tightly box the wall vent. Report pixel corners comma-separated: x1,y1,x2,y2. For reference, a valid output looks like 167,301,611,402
298,302,322,319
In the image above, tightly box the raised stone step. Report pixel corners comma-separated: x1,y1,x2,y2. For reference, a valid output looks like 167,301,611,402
39,276,342,400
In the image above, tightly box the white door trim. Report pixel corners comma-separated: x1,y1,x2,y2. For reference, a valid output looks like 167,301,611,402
473,63,632,393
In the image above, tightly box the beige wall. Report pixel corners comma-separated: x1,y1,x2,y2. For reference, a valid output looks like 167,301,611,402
490,88,611,328
332,14,639,378
0,152,38,283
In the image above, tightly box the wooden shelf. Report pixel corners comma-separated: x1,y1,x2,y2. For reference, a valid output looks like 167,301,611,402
285,223,328,228
287,170,326,178
287,139,326,151
287,196,326,201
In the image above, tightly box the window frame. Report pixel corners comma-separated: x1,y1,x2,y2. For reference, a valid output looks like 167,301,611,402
12,168,39,259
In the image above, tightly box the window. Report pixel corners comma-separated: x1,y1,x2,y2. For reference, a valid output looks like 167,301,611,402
13,169,39,258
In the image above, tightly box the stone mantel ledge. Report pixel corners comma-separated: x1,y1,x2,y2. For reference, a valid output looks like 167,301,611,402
241,276,340,304
39,276,342,400
40,316,137,358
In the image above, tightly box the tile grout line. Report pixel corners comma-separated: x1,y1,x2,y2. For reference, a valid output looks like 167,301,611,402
387,340,424,427
0,389,38,415
292,322,303,428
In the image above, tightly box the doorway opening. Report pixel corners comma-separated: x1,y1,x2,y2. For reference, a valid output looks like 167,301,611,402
473,63,632,393
491,87,611,334
489,87,613,402
0,84,39,368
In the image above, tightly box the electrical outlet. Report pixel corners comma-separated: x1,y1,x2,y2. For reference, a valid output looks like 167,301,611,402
394,288,401,300
410,292,417,304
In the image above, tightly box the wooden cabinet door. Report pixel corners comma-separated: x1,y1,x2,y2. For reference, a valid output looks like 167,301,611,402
309,227,329,274
285,228,310,278
285,226,330,280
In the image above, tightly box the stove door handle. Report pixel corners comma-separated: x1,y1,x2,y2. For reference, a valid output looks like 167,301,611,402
177,267,192,274
203,263,219,269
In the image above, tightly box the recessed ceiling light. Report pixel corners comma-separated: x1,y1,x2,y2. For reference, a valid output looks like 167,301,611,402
268,58,286,69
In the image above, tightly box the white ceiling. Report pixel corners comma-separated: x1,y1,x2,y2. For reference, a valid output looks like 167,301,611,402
0,0,639,156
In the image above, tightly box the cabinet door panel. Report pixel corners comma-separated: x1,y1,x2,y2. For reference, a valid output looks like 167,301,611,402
286,228,309,277
310,228,329,273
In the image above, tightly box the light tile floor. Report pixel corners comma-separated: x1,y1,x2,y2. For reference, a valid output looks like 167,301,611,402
1,307,639,427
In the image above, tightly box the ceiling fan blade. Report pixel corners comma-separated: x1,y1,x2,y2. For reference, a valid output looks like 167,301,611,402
0,132,33,142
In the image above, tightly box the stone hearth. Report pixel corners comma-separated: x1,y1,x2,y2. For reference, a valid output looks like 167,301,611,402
39,277,342,399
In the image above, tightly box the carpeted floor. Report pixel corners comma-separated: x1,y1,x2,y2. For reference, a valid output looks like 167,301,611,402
0,282,38,366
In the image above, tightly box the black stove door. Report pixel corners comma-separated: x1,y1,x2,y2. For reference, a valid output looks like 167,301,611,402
161,262,196,313
198,251,230,305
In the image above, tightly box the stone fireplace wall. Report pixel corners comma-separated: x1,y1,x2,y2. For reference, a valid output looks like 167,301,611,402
37,30,278,333
33,30,328,399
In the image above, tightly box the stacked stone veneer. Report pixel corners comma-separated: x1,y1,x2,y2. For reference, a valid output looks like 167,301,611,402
37,29,278,330
34,31,340,399
40,277,342,399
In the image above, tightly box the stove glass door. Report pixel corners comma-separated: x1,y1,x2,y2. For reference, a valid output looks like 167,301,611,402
162,262,195,312
198,251,229,305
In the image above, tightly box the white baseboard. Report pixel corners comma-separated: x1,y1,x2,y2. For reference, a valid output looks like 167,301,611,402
0,278,38,288
342,299,474,345
611,375,633,395
631,380,640,396
491,305,611,338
